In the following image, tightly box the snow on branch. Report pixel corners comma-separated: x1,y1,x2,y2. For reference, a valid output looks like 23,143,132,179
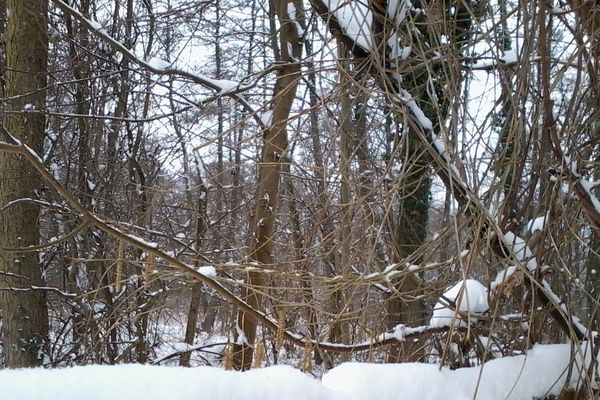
51,0,258,116
430,279,489,329
548,152,600,228
326,0,373,51
309,0,371,58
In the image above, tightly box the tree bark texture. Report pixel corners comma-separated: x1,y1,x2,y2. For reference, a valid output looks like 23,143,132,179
0,0,49,368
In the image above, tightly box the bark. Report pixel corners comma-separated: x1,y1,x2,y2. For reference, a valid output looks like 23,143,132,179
372,0,468,362
386,131,430,362
331,51,353,356
302,33,332,367
231,0,303,371
0,0,5,96
180,186,209,366
0,0,49,368
367,0,433,362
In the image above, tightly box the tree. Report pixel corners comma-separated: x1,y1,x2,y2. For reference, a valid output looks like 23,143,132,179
1,4,600,396
0,0,49,367
231,0,304,371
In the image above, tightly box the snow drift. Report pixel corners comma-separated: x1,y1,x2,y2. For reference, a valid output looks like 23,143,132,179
0,342,594,400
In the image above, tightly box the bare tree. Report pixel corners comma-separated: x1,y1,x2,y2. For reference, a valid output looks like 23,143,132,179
231,0,305,371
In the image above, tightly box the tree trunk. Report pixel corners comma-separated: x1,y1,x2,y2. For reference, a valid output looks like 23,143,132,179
231,0,303,371
0,0,49,368
331,50,353,358
180,186,209,366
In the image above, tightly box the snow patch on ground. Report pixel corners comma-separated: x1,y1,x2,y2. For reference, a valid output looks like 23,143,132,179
324,342,592,400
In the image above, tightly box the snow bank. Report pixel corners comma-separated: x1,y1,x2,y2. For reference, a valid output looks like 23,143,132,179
0,343,592,400
323,362,464,400
324,342,593,400
0,364,335,400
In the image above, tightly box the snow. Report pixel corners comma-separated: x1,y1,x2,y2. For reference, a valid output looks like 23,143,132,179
200,77,242,93
88,20,103,31
580,178,600,215
147,57,171,71
526,213,548,233
491,266,517,290
1,342,592,400
398,46,411,60
326,0,372,51
172,342,193,352
564,155,580,177
324,342,593,400
376,323,429,342
430,279,489,328
386,0,407,24
388,33,411,60
542,280,589,337
432,135,447,158
322,0,408,55
260,110,273,128
559,154,600,217
124,232,158,249
500,49,518,64
23,103,36,112
0,364,335,400
198,265,217,277
501,231,537,271
397,89,434,131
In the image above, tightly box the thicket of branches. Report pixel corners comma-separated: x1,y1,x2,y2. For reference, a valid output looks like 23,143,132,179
1,0,599,393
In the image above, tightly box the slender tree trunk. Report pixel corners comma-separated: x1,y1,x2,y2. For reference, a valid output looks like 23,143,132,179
386,131,430,362
179,0,223,365
331,50,353,358
180,185,209,366
232,0,304,371
0,0,49,368
0,0,5,96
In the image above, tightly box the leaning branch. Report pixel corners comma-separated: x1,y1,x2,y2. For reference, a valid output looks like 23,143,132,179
0,130,451,353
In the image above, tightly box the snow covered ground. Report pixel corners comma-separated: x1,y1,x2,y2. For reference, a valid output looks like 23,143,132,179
0,342,594,400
